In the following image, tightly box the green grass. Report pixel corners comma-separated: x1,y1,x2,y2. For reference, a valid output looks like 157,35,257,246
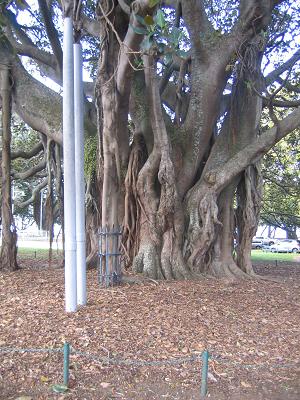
17,247,63,260
15,248,299,263
251,249,299,263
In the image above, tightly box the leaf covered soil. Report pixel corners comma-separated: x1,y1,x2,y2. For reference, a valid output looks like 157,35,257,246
0,258,300,400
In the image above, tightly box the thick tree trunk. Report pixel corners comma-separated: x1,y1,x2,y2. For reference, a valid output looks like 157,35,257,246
124,29,299,281
96,25,121,284
181,42,265,279
122,134,147,267
0,67,18,271
131,57,191,280
201,182,251,279
125,37,268,281
236,164,263,275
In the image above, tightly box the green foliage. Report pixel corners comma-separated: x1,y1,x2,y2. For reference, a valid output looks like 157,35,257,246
203,0,239,33
261,131,300,235
265,1,300,68
155,9,165,29
131,8,188,61
84,136,98,178
11,116,40,156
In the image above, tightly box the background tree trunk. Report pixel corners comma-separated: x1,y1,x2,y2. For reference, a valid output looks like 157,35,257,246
0,67,18,271
285,226,298,239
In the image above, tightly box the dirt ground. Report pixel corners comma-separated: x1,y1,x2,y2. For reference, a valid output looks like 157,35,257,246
0,257,300,400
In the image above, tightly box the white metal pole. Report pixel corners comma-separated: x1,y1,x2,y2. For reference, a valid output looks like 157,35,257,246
74,43,86,305
63,17,77,312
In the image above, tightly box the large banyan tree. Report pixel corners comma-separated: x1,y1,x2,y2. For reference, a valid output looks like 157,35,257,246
0,0,299,278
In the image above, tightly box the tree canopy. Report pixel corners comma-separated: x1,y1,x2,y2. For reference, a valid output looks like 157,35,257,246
261,131,300,238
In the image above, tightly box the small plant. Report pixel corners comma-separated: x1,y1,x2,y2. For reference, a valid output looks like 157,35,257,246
131,8,188,64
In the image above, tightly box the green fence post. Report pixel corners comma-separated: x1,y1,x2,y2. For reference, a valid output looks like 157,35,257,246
200,350,209,399
63,342,70,387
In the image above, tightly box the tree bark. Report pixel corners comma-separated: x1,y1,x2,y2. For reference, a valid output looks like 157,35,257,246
236,165,263,275
131,56,191,279
0,67,18,271
183,40,265,278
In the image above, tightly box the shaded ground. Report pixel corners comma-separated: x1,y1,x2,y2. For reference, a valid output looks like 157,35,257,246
0,257,299,399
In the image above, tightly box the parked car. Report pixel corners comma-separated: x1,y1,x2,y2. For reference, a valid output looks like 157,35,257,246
251,237,264,249
270,239,300,253
262,237,276,246
252,236,277,249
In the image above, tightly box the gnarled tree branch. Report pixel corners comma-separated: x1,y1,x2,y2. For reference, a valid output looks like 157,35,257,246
15,178,48,209
265,49,300,86
212,107,300,192
37,0,63,73
11,141,44,159
12,158,46,180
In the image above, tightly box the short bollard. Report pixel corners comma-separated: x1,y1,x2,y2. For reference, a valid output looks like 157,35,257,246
200,350,209,399
63,342,70,387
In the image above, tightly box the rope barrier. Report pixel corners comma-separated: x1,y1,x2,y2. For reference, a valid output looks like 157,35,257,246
71,348,201,366
0,346,63,354
1,345,299,398
0,346,296,369
209,354,299,369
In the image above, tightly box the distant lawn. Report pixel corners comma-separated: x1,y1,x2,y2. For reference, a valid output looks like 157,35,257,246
15,248,299,264
17,247,63,260
251,249,299,263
